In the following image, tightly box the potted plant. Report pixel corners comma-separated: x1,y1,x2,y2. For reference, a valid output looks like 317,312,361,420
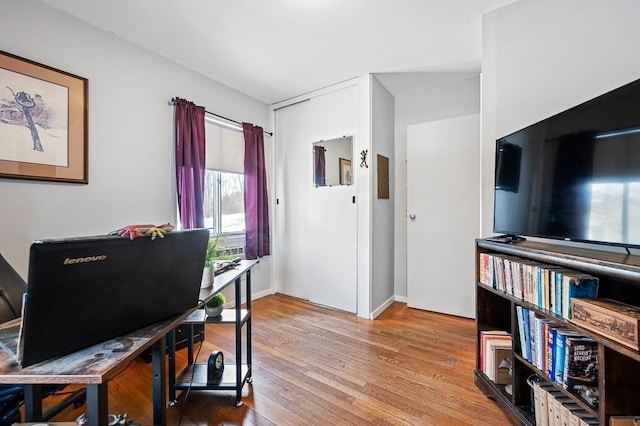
201,235,223,288
205,293,225,317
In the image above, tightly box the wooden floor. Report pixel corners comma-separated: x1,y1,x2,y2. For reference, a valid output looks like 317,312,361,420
40,294,512,425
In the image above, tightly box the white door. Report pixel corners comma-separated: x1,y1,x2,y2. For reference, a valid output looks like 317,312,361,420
274,87,358,313
406,114,480,318
274,101,312,300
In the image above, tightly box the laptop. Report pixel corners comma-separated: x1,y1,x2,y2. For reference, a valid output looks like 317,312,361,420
16,228,209,367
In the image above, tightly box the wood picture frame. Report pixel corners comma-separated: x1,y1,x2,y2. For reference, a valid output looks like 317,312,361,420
339,157,352,185
0,50,88,183
377,154,389,199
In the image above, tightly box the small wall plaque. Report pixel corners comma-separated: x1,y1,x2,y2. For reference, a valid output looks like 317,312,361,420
377,154,389,199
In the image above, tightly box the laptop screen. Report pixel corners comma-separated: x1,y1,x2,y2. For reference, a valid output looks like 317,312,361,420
17,228,209,367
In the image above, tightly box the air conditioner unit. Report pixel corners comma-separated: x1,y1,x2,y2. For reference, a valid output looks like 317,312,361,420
216,245,245,260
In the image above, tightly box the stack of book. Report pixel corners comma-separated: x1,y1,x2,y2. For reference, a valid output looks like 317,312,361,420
479,253,599,319
530,377,598,426
516,306,598,406
479,330,512,385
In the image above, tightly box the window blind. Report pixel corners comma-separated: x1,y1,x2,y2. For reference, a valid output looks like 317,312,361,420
205,121,244,173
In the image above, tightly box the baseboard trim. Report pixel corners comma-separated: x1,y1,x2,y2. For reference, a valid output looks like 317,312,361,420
226,288,274,308
371,295,395,319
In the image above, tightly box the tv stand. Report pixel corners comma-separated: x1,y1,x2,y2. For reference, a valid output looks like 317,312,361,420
485,234,526,244
475,238,640,425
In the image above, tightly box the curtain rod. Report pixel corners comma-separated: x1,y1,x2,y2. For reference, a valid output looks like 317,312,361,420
170,98,273,136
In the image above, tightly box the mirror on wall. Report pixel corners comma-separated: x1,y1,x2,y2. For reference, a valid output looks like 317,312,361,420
313,136,353,187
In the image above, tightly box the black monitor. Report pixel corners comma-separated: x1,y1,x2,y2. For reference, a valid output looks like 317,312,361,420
17,229,209,367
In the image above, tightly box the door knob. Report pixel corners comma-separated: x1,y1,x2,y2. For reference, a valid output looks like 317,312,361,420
409,213,416,220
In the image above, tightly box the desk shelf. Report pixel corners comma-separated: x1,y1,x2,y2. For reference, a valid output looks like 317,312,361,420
173,363,251,392
183,308,250,326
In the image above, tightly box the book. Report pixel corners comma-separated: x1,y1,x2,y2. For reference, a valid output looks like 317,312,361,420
542,266,565,312
553,328,580,386
480,330,510,379
567,409,597,426
560,402,582,426
491,254,507,292
555,270,564,317
522,307,532,362
546,323,561,380
532,380,551,426
544,386,564,426
529,310,538,367
560,272,598,319
503,256,515,296
562,336,598,405
550,269,572,316
479,253,493,287
548,270,556,313
536,317,556,372
531,377,554,426
516,306,528,360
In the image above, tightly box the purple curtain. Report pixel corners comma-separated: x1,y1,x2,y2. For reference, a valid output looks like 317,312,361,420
174,98,206,229
243,123,270,259
313,146,326,187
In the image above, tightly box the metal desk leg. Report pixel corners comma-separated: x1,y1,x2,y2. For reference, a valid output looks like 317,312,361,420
235,276,243,406
152,335,167,426
24,384,43,421
86,383,109,426
246,269,252,382
186,323,194,364
167,329,177,404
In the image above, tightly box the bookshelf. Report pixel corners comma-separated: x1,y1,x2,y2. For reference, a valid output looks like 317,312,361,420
475,239,640,425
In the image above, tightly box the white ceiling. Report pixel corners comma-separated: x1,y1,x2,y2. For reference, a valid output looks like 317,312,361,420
35,0,517,105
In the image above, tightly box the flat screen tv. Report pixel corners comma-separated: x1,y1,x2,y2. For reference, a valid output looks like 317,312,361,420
493,77,640,249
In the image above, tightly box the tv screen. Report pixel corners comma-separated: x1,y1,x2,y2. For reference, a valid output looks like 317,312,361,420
493,77,640,248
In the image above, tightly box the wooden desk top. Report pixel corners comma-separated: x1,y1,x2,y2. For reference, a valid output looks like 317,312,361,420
0,311,189,385
198,259,258,306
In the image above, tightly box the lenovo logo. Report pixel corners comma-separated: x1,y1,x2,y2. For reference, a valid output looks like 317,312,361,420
63,255,107,265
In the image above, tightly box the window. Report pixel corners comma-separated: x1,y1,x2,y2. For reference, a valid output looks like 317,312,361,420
203,118,245,235
203,170,245,234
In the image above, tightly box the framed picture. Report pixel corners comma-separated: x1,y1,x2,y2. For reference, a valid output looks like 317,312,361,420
339,157,352,185
0,50,88,183
377,154,389,199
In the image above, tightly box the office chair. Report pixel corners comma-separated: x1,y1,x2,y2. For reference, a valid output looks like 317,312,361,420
0,253,27,424
0,253,84,425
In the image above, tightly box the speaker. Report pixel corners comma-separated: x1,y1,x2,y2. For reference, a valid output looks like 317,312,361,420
207,350,224,384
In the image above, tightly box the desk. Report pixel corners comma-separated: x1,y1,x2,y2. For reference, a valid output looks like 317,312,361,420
169,259,257,406
0,310,192,426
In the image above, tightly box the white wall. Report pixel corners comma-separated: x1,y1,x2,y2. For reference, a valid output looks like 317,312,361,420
482,0,640,239
371,77,395,313
0,0,271,295
356,75,373,317
392,75,481,299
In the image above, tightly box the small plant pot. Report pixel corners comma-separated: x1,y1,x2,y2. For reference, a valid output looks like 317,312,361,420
201,266,214,289
205,305,223,317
